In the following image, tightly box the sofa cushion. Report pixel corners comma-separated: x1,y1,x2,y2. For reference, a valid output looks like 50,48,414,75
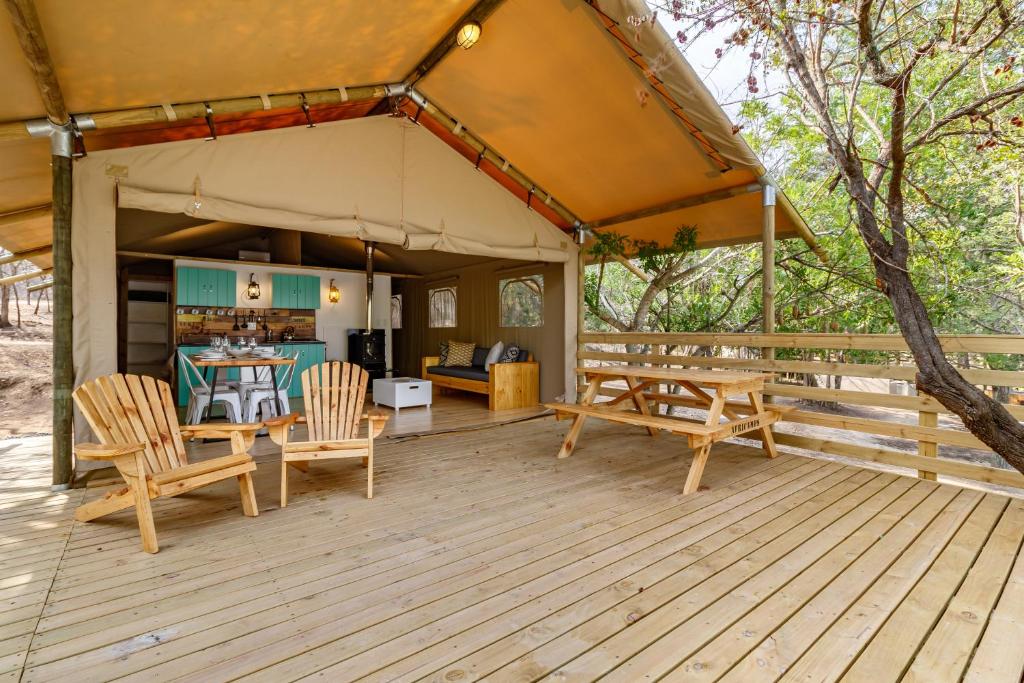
471,346,490,367
426,365,489,382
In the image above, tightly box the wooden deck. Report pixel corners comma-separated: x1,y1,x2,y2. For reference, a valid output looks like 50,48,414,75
3,411,1024,681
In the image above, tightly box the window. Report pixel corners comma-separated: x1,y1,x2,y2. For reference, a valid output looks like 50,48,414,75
428,286,457,328
390,294,402,329
499,274,544,327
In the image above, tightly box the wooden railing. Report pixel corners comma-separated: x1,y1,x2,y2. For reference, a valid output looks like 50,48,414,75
578,332,1024,491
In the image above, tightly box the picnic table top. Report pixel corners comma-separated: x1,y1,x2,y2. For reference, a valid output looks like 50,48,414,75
580,365,772,387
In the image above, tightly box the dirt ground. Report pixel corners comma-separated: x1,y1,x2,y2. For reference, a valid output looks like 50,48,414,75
0,300,53,438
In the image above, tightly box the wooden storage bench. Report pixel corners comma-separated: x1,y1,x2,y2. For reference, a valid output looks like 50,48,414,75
421,352,539,411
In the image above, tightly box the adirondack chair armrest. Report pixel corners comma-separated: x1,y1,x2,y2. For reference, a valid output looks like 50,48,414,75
75,442,147,461
263,413,305,427
263,412,306,446
363,411,390,439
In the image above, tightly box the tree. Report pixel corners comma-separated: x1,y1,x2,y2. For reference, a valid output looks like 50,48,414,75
640,0,1024,471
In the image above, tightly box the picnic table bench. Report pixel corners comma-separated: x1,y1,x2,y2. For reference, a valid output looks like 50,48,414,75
545,366,792,494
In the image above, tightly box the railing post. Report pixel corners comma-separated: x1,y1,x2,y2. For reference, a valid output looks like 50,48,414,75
761,185,776,399
918,409,938,480
575,225,586,403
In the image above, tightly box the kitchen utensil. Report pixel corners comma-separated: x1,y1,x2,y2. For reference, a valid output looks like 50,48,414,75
232,312,240,331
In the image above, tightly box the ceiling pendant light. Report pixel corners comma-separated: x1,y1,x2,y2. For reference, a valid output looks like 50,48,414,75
456,21,482,49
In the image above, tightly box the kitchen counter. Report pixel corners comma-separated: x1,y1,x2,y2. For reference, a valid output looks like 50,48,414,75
177,338,325,346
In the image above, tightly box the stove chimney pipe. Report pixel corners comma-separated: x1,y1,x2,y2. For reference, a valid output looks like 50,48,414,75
364,241,375,332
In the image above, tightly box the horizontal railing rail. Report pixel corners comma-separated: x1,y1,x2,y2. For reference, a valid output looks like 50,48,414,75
577,332,1024,491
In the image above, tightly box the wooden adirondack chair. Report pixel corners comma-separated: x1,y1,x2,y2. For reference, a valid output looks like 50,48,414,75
72,373,263,553
265,362,389,507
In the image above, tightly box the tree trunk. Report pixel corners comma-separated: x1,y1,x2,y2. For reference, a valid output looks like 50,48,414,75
0,284,10,327
879,260,1024,471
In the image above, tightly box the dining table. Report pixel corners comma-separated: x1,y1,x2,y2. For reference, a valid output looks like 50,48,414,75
191,353,296,423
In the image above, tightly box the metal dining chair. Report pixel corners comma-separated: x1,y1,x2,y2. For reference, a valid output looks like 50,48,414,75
241,351,300,422
177,351,243,424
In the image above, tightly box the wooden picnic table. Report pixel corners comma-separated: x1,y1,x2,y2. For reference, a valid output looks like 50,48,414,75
545,366,788,494
192,354,296,423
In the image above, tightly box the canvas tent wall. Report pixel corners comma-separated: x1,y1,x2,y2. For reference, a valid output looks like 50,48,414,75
71,116,579,445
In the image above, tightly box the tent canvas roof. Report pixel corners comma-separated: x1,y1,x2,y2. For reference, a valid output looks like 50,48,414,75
0,0,819,271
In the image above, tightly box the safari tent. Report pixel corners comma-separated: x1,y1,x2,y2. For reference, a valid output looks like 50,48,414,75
0,0,816,483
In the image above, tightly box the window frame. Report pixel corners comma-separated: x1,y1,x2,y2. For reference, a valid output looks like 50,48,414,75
428,285,458,328
390,294,402,329
498,273,544,328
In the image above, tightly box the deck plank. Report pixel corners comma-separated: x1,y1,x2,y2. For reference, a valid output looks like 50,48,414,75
1,405,1023,683
781,492,1006,682
965,518,1024,683
904,499,1024,682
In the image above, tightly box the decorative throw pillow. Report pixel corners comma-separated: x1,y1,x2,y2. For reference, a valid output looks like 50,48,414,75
444,340,475,367
499,343,521,363
484,341,504,371
438,342,449,366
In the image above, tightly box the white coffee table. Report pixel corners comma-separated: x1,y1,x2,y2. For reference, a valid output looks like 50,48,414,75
373,377,432,412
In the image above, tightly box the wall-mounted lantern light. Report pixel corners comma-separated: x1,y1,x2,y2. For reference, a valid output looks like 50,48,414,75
246,273,261,300
456,21,482,49
328,278,341,304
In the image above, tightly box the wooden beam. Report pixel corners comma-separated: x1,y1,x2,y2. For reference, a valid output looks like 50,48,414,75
0,204,51,227
3,0,67,124
584,183,762,230
0,244,51,265
26,278,51,292
0,266,51,286
0,84,389,143
406,0,508,87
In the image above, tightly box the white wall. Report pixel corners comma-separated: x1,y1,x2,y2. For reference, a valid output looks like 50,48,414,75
175,259,392,367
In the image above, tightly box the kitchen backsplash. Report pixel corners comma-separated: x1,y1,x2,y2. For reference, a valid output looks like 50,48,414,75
176,307,316,344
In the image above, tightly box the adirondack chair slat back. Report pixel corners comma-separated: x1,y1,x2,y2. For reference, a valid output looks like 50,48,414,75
73,374,189,474
301,362,368,441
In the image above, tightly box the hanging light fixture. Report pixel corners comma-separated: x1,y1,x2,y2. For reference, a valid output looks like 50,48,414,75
328,278,341,304
456,20,482,49
246,273,261,300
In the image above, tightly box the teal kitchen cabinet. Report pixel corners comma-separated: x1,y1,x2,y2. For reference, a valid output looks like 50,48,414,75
176,267,236,307
271,273,320,309
276,343,326,397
